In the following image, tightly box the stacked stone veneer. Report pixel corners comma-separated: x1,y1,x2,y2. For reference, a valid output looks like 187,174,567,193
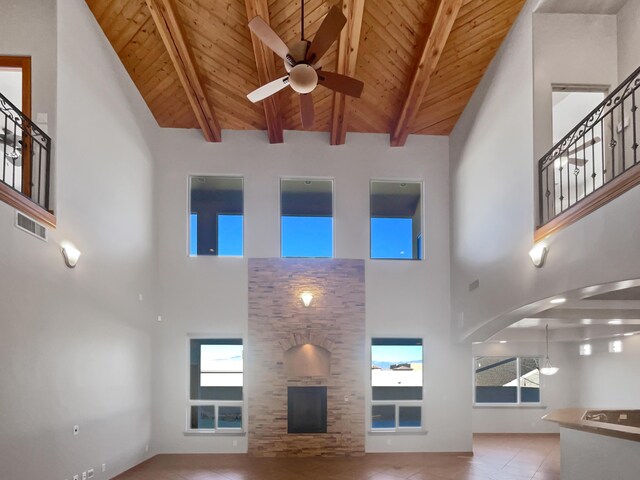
247,258,365,457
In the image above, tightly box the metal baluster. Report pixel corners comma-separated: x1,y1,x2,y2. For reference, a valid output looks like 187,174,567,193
601,120,606,187
621,96,626,172
545,167,550,223
558,156,564,212
11,118,17,189
582,134,587,199
44,145,50,211
610,112,616,179
37,141,43,206
566,149,571,209
591,128,596,194
2,115,6,183
633,91,638,166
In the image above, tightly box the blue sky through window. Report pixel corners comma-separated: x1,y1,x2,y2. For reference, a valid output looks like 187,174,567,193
371,217,413,259
189,213,198,256
218,214,243,256
281,216,333,258
371,345,423,364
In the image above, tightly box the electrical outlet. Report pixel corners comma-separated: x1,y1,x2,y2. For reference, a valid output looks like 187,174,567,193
87,469,94,479
145,444,149,453
101,464,106,473
73,425,79,435
232,440,238,447
386,439,391,446
82,472,87,480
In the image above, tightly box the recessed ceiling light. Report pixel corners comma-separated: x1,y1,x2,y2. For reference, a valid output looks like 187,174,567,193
581,319,592,325
550,298,566,304
472,341,482,345
608,319,622,325
499,340,507,344
624,332,634,337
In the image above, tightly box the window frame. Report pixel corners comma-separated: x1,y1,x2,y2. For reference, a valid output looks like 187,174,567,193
473,356,543,407
279,176,335,259
185,335,245,434
187,174,244,258
369,179,424,261
369,337,425,433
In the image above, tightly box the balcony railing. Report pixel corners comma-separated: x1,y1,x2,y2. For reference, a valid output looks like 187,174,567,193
537,66,640,239
0,90,53,226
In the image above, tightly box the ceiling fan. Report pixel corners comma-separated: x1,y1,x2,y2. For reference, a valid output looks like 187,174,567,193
246,2,364,128
1,128,22,164
559,136,601,167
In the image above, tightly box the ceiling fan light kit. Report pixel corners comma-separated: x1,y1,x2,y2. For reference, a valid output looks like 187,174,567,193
246,2,365,128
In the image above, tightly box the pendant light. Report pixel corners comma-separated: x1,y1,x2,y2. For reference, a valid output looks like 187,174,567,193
540,324,559,376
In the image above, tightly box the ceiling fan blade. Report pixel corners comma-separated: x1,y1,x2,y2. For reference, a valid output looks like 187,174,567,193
247,76,290,103
299,93,315,129
566,136,601,156
317,71,364,98
568,157,588,166
305,6,347,64
248,16,294,65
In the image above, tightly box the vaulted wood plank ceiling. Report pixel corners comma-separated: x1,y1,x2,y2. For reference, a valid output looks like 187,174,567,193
86,0,525,145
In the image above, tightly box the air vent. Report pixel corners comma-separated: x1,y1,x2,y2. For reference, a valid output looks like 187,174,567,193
15,211,47,241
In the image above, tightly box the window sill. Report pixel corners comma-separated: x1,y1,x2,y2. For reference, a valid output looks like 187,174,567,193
473,404,548,409
368,429,428,435
183,430,246,437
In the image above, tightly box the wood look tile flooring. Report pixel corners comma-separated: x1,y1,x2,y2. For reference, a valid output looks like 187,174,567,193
114,434,560,480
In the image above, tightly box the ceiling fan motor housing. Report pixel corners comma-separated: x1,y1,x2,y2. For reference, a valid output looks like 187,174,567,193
289,64,318,94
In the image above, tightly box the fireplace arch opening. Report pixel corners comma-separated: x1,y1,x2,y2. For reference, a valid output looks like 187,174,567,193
284,344,331,377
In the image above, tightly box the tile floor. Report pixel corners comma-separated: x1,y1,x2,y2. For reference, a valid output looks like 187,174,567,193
114,434,560,480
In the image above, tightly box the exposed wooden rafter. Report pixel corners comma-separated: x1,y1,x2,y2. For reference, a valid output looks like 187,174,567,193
330,0,366,146
145,0,221,142
390,0,464,147
244,0,284,144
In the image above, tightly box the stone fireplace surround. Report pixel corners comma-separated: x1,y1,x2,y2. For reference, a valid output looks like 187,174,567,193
247,258,366,456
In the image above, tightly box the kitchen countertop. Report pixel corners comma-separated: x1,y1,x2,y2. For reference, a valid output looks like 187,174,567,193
543,408,640,443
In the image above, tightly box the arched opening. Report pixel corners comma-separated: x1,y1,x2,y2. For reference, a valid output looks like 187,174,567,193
284,344,331,377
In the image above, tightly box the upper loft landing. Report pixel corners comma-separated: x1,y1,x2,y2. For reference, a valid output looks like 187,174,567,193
535,66,640,241
532,0,640,241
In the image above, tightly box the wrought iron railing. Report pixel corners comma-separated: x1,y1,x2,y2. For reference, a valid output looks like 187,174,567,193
0,91,51,211
538,66,640,227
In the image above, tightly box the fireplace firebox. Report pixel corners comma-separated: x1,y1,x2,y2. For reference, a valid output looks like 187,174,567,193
287,386,327,434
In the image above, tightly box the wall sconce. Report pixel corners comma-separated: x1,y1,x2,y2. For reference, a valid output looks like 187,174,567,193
529,243,548,268
61,242,81,268
300,291,313,307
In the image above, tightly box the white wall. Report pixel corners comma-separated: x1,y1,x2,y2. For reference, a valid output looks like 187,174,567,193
0,1,158,479
560,427,640,480
0,0,56,134
575,334,640,408
617,0,640,80
152,129,472,454
533,13,618,158
472,342,580,433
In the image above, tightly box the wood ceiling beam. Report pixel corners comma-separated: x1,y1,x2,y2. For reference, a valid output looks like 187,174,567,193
330,0,366,146
244,0,284,144
390,0,464,147
145,0,221,142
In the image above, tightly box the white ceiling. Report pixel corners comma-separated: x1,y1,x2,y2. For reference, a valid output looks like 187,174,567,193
536,0,629,14
485,282,640,342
